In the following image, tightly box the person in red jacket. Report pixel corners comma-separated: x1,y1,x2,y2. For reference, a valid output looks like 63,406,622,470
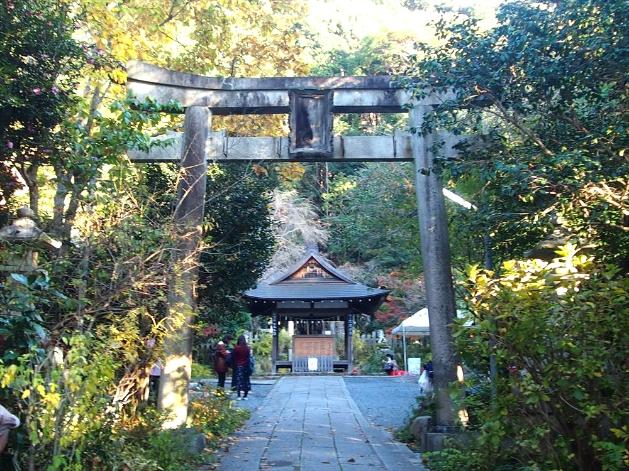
213,335,232,389
232,335,251,400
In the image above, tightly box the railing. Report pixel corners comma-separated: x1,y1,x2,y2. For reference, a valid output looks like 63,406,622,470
292,356,335,373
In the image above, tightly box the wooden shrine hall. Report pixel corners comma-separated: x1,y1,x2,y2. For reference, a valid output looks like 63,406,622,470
243,250,388,373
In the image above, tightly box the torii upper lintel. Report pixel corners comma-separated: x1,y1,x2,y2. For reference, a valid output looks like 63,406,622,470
126,61,450,114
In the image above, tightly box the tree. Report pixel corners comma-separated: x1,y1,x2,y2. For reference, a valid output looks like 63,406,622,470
0,0,87,218
141,162,277,337
325,163,422,271
198,163,276,327
263,189,329,278
404,0,628,268
404,1,629,466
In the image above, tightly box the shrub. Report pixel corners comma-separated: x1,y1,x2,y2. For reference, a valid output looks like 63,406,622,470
355,341,387,374
145,430,198,471
189,389,250,445
423,446,487,471
442,245,629,470
192,362,214,379
84,409,201,470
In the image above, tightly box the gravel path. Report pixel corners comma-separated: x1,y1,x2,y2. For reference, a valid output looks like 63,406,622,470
343,376,421,431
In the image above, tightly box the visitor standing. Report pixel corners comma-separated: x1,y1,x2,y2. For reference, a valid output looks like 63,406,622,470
418,360,434,395
232,335,251,400
213,335,232,389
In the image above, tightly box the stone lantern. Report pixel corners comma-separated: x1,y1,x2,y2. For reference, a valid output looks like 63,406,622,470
0,207,61,273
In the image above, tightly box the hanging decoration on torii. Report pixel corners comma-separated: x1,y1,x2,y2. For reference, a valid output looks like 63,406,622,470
288,90,334,158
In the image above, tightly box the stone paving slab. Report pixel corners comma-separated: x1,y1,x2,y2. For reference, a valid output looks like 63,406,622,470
219,376,424,471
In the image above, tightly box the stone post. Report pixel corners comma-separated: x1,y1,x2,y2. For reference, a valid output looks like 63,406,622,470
158,106,209,428
271,312,278,373
410,106,459,428
346,313,354,372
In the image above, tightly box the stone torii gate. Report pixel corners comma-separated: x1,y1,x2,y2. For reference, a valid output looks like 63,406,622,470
127,61,460,430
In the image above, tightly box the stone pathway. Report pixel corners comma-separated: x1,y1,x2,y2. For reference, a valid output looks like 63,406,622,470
218,376,424,471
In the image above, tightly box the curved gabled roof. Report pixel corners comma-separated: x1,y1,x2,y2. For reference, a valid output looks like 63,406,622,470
243,250,388,303
266,250,355,285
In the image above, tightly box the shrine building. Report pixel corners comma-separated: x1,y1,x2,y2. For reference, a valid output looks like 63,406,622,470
243,250,388,373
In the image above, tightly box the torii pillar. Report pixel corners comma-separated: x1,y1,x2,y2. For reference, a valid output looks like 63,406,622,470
411,106,459,428
157,106,209,428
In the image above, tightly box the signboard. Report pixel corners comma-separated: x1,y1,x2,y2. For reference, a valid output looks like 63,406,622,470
293,336,335,357
407,358,422,375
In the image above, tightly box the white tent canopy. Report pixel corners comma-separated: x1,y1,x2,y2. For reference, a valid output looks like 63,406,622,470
392,308,471,335
391,308,430,335
392,308,471,372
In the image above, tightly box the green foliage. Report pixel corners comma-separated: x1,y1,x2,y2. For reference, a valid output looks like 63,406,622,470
278,328,292,362
143,430,198,471
423,444,490,471
198,163,276,313
450,245,629,470
0,270,67,362
0,187,183,468
353,335,388,374
0,333,118,469
251,331,272,357
312,34,410,137
84,409,202,470
0,337,248,469
0,0,88,210
251,332,272,374
325,163,422,272
143,161,276,339
191,362,214,380
250,330,291,372
405,0,629,267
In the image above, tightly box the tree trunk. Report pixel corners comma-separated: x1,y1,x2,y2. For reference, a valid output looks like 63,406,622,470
23,163,39,217
51,164,70,237
483,230,498,401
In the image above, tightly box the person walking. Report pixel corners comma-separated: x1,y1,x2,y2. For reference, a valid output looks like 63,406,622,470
213,335,232,389
232,335,252,400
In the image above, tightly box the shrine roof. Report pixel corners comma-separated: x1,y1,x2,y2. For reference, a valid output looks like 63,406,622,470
244,282,387,301
243,250,388,302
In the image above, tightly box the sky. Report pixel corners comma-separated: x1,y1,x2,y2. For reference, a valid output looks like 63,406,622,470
306,0,505,52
